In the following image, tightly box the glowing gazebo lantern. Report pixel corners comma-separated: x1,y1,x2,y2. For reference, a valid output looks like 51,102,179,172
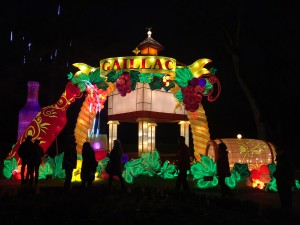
107,29,188,155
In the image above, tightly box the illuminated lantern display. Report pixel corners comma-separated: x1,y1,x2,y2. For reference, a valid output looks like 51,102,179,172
7,82,81,162
17,81,41,140
7,29,221,167
69,29,221,161
6,30,300,193
206,138,276,170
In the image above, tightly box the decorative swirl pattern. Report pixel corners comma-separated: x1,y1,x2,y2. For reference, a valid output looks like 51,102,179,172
202,74,221,102
8,82,81,161
186,103,210,161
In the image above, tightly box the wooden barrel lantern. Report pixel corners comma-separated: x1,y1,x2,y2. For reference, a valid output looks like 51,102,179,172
205,138,277,170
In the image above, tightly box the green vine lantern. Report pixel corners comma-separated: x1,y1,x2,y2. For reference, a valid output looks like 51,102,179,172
190,155,218,189
70,58,221,113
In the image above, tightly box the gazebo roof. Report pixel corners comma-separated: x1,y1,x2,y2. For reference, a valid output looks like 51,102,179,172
136,29,165,52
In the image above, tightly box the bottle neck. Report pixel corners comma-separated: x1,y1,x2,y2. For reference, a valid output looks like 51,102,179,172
27,82,40,102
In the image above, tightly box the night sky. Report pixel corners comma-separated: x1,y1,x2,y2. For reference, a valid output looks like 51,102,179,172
1,0,299,161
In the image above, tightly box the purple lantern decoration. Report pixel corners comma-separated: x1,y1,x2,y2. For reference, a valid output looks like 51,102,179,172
199,78,206,87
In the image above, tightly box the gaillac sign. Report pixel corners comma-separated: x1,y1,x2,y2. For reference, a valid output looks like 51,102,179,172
100,56,177,76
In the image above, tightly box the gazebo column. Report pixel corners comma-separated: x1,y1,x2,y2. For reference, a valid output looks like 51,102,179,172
107,120,119,150
137,118,156,156
147,122,157,152
178,121,190,146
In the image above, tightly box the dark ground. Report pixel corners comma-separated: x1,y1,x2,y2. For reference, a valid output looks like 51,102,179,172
1,176,300,225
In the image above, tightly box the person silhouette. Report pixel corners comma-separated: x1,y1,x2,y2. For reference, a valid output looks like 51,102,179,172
80,141,98,188
62,135,77,191
273,146,295,210
18,135,34,185
175,136,191,192
106,139,126,192
27,139,45,186
216,142,231,196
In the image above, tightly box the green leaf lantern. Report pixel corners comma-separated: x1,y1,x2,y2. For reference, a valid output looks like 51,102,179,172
71,73,90,92
67,72,74,80
157,160,178,179
123,158,144,183
225,170,240,189
38,163,53,179
174,89,184,103
209,67,218,75
140,150,162,176
265,178,278,192
139,73,153,83
44,153,66,179
268,163,277,178
175,67,194,88
203,79,213,95
129,70,140,90
148,76,163,90
3,158,18,179
232,163,250,180
295,179,300,190
87,68,109,90
107,70,123,82
88,69,101,83
190,155,218,189
97,157,110,174
97,81,109,90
